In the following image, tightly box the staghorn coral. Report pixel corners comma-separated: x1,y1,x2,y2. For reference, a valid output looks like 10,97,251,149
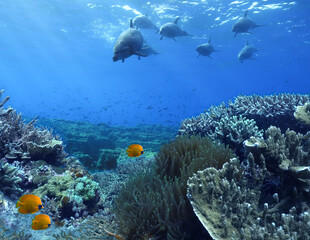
209,115,263,149
178,103,232,137
294,102,310,125
179,94,310,143
114,135,234,240
0,89,65,163
230,94,310,132
0,162,22,196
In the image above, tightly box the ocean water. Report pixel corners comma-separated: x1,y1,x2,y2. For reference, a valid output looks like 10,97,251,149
1,0,309,127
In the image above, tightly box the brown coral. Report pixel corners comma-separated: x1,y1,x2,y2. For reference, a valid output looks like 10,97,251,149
294,102,310,125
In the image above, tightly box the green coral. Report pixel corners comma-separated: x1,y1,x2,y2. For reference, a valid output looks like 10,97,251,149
114,135,234,240
68,176,100,204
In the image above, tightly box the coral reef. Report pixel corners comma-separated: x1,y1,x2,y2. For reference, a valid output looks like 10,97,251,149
0,90,65,163
97,149,119,170
35,118,177,170
187,126,310,239
179,94,310,141
0,162,22,196
294,102,310,125
230,94,310,132
114,135,234,239
33,173,101,220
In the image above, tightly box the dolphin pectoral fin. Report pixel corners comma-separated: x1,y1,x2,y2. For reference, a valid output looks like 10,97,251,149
155,29,159,34
173,38,177,42
160,35,163,40
197,54,200,58
208,55,213,59
134,51,148,58
234,32,237,37
122,59,125,63
138,56,141,60
254,24,267,28
130,19,134,28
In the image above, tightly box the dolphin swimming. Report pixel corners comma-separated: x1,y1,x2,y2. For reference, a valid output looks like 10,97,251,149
232,10,265,37
133,15,159,31
196,38,218,58
238,40,258,63
113,19,147,63
159,17,192,41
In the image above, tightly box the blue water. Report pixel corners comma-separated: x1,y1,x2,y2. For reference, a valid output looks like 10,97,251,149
1,0,309,126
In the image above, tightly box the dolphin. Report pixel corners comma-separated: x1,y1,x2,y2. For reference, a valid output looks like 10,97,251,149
232,10,265,37
133,15,159,31
138,44,160,57
113,19,147,63
159,17,192,41
238,40,258,63
196,38,219,58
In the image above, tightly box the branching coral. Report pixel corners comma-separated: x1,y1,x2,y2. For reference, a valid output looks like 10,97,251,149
179,94,310,142
187,126,310,240
230,94,310,132
294,102,310,125
0,89,65,163
114,135,234,239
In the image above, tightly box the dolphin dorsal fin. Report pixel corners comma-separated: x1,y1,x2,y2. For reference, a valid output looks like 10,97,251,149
244,10,248,17
174,17,180,24
130,19,134,28
245,40,248,46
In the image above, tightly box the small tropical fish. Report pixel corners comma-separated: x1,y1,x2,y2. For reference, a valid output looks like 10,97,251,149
126,144,144,157
16,194,43,214
31,214,51,230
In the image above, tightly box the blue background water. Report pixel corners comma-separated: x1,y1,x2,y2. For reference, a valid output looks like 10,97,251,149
1,0,309,126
